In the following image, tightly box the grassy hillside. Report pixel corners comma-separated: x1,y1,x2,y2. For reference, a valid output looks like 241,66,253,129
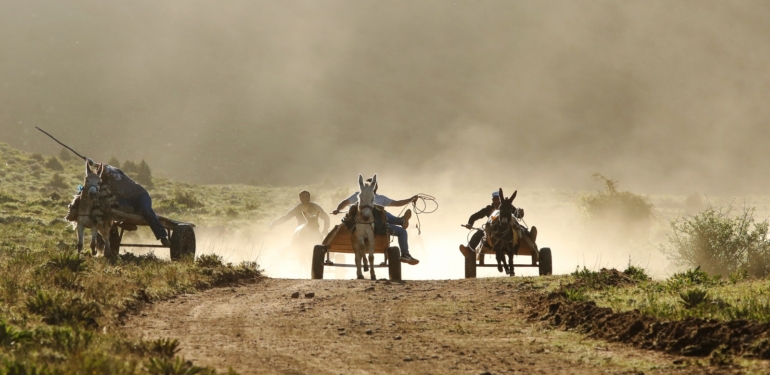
0,143,273,374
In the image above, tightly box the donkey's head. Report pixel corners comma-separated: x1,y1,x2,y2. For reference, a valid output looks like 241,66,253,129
83,161,103,201
357,174,377,223
497,188,517,226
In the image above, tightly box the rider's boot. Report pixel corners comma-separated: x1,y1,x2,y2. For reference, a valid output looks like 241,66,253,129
529,226,538,242
401,209,412,229
459,244,471,257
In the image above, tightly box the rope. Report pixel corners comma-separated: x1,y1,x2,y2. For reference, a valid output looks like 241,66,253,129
396,193,438,235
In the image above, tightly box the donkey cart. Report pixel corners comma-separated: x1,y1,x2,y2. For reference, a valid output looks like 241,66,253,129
311,224,402,281
464,245,552,278
107,210,196,261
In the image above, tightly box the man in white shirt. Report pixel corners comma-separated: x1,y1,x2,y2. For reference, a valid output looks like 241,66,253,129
269,190,330,235
332,178,419,264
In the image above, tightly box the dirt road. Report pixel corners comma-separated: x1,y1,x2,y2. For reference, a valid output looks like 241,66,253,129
122,278,737,374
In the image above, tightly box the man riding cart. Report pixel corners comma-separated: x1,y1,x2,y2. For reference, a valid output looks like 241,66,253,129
332,177,419,265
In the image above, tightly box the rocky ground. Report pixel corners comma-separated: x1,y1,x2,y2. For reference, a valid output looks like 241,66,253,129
122,277,762,374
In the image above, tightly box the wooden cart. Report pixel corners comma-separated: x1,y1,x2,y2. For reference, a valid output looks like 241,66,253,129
311,224,402,281
106,210,196,261
464,244,552,278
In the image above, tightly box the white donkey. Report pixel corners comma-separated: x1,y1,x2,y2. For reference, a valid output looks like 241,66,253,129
74,161,114,257
351,174,378,280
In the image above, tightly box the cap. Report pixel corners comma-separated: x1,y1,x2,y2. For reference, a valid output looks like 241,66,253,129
492,191,500,198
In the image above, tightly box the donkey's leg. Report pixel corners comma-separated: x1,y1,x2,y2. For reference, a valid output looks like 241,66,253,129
495,250,504,273
76,223,85,255
353,244,365,280
101,225,111,258
368,242,376,281
90,227,98,256
507,250,515,277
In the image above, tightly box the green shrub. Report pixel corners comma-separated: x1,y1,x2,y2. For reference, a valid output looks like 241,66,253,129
46,252,87,273
679,289,709,309
623,266,649,282
580,174,652,240
145,338,180,358
44,157,64,171
107,157,121,168
47,174,67,189
31,153,44,162
26,291,101,328
145,357,210,375
564,287,588,302
122,160,138,175
661,205,770,277
58,148,73,162
195,254,223,268
136,160,154,188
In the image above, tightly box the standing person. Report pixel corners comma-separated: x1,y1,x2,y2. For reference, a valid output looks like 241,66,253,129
332,178,419,264
460,191,524,257
86,158,169,246
268,190,331,236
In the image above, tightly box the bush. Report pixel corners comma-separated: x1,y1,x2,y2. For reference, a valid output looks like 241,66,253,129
44,157,64,171
136,160,154,188
107,157,121,169
122,160,138,175
580,174,652,240
47,173,68,189
58,148,73,162
661,205,770,277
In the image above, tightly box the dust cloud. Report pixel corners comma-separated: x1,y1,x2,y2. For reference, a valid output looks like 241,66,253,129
3,1,769,277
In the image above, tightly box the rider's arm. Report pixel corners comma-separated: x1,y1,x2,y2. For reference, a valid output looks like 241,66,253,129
387,195,418,207
269,205,299,228
332,198,353,215
467,206,493,226
315,204,331,233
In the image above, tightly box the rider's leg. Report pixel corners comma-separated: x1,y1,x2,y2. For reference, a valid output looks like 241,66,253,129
385,211,402,226
388,224,408,254
468,230,484,251
137,193,169,243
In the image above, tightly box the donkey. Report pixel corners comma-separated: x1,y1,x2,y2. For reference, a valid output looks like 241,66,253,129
351,174,378,280
291,211,322,250
485,188,518,276
74,161,114,257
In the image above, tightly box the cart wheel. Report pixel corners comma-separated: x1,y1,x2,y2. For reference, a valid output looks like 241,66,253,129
311,245,326,279
107,225,121,260
464,251,477,279
539,247,552,276
170,225,196,261
387,247,401,281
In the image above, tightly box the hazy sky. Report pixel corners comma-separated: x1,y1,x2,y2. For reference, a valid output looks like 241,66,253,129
2,1,769,194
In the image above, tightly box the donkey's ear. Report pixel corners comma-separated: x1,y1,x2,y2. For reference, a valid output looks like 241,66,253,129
498,188,504,200
358,174,364,190
510,190,517,201
371,174,377,188
85,160,93,176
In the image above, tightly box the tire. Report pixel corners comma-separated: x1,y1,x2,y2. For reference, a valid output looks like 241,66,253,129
107,225,121,260
311,245,326,279
464,251,477,279
170,225,196,261
539,247,552,276
387,246,401,281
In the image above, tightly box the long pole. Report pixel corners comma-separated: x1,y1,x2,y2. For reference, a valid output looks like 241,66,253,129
34,127,87,161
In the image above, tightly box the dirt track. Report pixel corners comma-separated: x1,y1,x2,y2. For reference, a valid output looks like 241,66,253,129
123,278,740,374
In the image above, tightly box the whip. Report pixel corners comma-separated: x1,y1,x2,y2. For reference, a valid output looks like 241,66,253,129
35,127,87,161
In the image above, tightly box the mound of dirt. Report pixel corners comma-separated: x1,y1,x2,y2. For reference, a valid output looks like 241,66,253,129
529,292,770,359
